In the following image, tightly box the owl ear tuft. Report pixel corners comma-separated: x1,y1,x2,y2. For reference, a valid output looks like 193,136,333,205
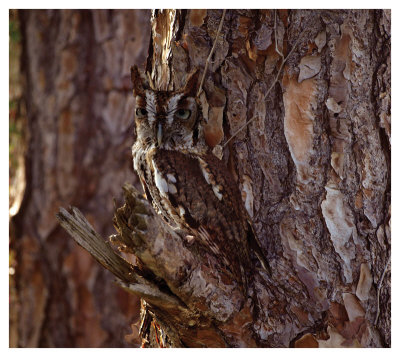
131,65,149,96
182,69,200,97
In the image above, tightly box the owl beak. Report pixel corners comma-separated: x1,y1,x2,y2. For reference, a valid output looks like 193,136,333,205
157,123,163,146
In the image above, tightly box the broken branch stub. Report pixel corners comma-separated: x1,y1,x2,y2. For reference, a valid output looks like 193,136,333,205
56,207,136,283
57,184,260,347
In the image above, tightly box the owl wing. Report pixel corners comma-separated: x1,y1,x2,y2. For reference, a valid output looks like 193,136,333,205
150,149,250,271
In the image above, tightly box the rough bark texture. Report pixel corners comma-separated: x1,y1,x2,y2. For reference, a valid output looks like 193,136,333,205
12,9,390,348
127,9,390,347
11,10,151,347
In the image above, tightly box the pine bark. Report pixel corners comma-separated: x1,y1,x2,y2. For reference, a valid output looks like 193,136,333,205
12,9,390,348
11,9,151,347
132,9,391,347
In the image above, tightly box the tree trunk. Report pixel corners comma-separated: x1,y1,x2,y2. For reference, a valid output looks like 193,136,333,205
126,9,391,347
12,9,391,348
11,9,151,347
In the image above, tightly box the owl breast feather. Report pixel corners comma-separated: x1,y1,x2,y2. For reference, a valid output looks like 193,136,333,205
149,149,249,264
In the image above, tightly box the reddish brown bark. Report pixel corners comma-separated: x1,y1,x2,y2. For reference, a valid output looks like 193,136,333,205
11,9,390,348
129,9,391,347
11,9,151,347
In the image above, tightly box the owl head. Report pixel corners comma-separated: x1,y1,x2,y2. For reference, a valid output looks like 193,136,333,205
131,66,203,151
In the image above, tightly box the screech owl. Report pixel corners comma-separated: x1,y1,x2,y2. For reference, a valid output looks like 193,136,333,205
130,65,268,291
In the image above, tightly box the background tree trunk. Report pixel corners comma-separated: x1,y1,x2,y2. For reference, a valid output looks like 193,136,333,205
11,9,151,347
11,9,390,348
